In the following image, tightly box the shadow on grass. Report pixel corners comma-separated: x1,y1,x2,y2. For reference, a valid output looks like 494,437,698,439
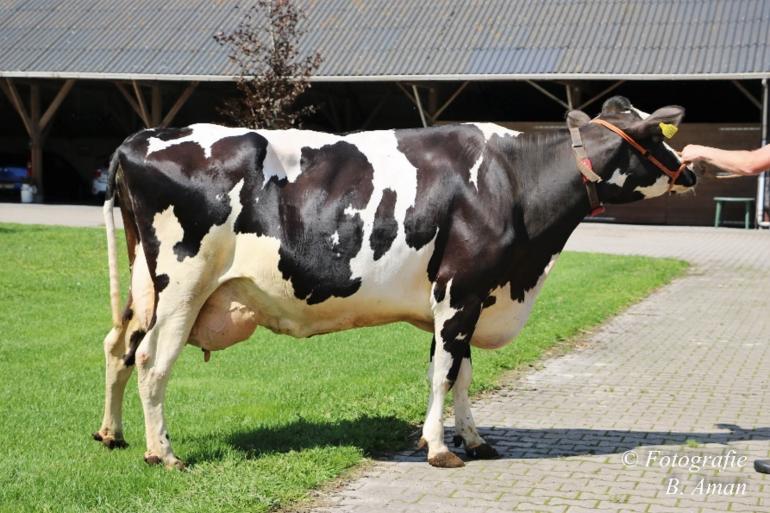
185,415,416,465
187,417,770,466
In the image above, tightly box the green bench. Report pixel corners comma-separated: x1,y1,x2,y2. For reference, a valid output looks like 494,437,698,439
713,196,755,229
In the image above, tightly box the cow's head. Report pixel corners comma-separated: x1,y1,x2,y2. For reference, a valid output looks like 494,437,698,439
567,96,697,203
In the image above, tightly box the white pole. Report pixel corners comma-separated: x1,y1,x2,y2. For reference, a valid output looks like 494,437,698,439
758,78,768,228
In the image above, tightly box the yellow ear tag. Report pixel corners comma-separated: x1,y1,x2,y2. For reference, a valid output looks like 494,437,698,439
659,122,678,139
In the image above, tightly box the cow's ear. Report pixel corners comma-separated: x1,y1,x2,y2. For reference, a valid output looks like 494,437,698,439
566,110,591,129
629,106,685,139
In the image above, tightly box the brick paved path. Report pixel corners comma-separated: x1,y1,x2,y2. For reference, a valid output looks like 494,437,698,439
313,224,770,513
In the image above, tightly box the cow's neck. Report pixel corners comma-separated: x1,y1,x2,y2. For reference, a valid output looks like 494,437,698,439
503,130,596,250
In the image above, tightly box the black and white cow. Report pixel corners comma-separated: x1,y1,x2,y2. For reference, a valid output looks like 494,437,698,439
94,96,696,469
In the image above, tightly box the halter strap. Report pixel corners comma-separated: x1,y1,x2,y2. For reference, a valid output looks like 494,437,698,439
590,118,687,191
568,125,605,216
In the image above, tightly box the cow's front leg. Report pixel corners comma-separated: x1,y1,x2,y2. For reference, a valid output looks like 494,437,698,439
453,356,499,459
421,285,482,468
93,322,133,449
135,316,192,470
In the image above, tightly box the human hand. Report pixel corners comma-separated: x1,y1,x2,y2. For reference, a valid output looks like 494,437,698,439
680,144,707,164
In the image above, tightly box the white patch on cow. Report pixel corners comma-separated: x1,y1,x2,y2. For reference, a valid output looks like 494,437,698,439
344,130,422,282
423,278,460,456
329,231,340,246
258,129,341,185
147,123,252,159
130,242,155,330
464,123,520,189
472,254,560,349
453,357,485,448
467,122,521,141
631,107,650,120
468,156,483,189
607,168,628,188
634,174,669,198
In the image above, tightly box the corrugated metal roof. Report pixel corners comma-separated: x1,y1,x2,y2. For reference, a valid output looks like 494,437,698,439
0,0,767,81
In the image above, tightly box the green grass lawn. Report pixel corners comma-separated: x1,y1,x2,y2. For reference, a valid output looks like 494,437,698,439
0,223,687,513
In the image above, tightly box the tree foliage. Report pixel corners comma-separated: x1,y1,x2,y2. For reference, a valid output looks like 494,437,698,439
214,0,322,128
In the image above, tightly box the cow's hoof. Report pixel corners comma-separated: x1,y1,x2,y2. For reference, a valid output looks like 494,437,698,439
165,458,187,471
466,443,500,460
144,452,186,470
144,452,163,466
92,431,128,449
428,451,465,468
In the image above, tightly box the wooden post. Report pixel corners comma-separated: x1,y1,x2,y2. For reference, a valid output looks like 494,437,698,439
0,78,75,198
29,84,42,195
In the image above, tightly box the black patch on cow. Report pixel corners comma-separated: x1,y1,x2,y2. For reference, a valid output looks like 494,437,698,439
370,188,398,260
155,127,193,141
122,307,133,323
433,282,446,304
155,273,169,293
482,296,496,309
438,301,478,386
234,140,375,304
118,131,261,279
392,124,592,359
397,125,484,253
115,131,266,333
123,330,146,366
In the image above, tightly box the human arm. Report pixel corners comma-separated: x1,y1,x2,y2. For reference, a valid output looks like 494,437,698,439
680,144,770,176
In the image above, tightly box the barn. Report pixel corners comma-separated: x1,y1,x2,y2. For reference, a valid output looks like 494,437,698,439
0,0,768,226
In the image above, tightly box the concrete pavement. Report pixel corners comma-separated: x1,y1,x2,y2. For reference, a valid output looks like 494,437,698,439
312,223,770,513
0,202,123,228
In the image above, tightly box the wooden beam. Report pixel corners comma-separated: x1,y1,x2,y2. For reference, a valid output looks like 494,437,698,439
733,80,762,110
576,81,625,111
115,82,149,126
151,84,161,126
396,82,420,110
39,79,75,131
132,80,151,127
360,91,390,130
429,81,468,123
411,84,428,127
525,80,570,110
3,78,33,136
160,82,198,127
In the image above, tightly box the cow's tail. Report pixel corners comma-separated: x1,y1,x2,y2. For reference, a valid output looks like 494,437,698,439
103,150,122,328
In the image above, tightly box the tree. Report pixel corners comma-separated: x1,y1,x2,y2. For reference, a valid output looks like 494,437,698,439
214,0,322,129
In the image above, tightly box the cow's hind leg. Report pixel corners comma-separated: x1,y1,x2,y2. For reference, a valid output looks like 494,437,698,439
135,305,201,470
452,356,499,459
421,283,482,468
93,321,133,449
